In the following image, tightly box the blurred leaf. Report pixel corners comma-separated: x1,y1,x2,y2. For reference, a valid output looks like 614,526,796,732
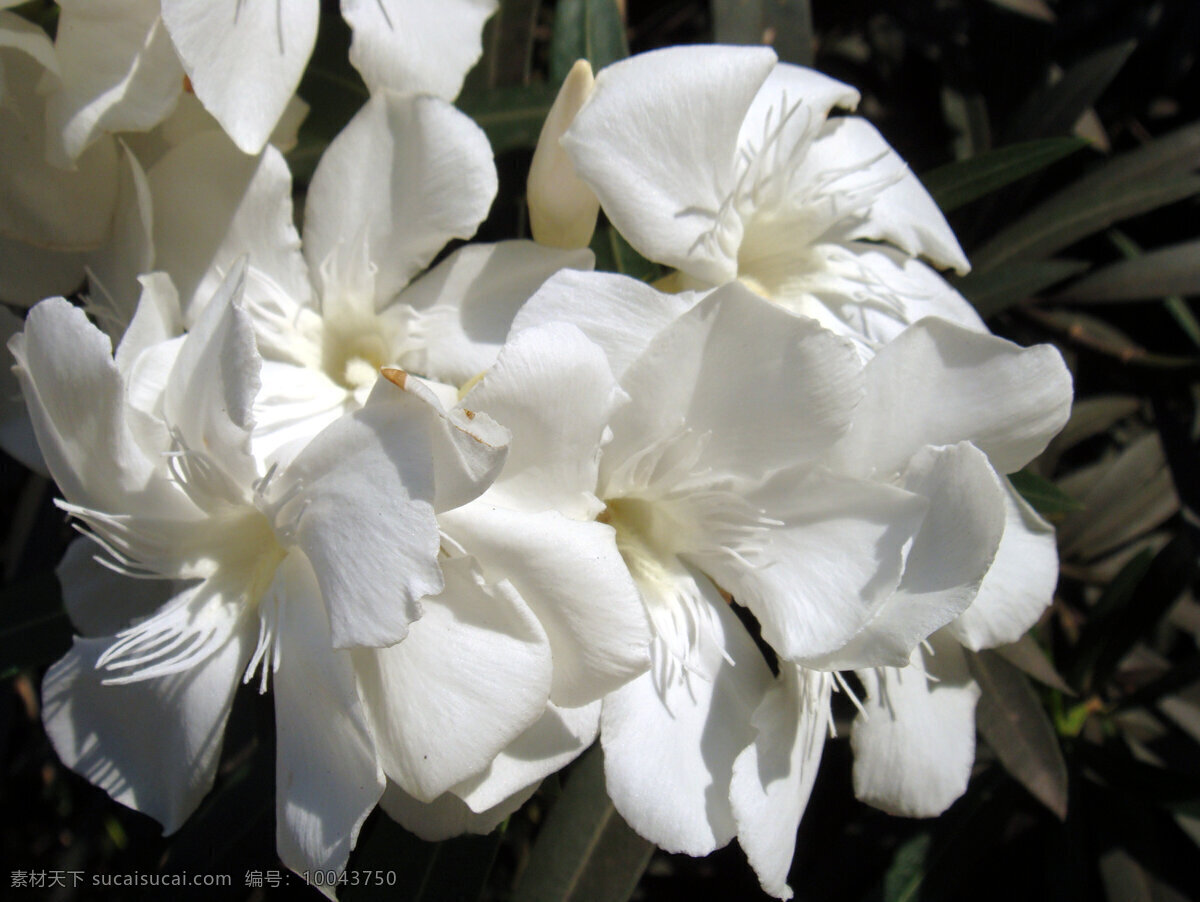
1079,741,1200,805
883,831,930,902
714,0,815,67
971,650,1069,819
513,743,654,902
550,0,628,84
0,570,68,670
589,225,662,282
972,173,1200,272
955,259,1090,317
986,0,1055,21
347,812,502,902
1022,307,1200,374
1067,547,1155,689
1099,847,1193,902
1003,41,1135,143
995,634,1076,695
1009,469,1085,516
1151,392,1200,548
471,0,540,89
921,138,1087,212
458,83,560,153
1053,120,1200,210
1057,239,1200,302
941,87,992,160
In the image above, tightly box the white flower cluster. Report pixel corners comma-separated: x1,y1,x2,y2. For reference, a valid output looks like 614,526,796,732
2,5,1072,898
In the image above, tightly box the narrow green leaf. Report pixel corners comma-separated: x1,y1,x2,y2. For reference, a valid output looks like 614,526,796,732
994,634,1076,695
921,138,1088,212
986,0,1055,21
513,743,654,902
972,173,1200,272
589,225,662,282
458,83,559,153
472,0,540,89
954,259,1091,317
550,0,629,85
971,650,1069,819
1008,469,1085,516
1057,239,1200,302
1003,41,1135,143
883,832,931,902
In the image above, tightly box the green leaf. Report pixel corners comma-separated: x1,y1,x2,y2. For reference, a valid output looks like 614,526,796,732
1066,546,1155,690
883,832,931,902
1057,238,1200,302
971,650,1069,820
512,743,654,902
589,225,662,282
1007,469,1085,516
954,259,1091,317
994,634,1076,695
458,83,560,154
469,0,541,90
971,172,1200,272
549,0,629,85
713,0,815,67
921,138,1088,212
1003,41,1135,143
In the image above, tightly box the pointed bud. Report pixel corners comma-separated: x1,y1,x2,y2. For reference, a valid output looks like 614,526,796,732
527,60,599,250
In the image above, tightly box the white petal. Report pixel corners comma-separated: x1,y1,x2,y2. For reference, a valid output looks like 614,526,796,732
453,702,600,814
252,361,351,469
397,240,594,387
698,465,927,664
805,117,969,273
161,0,318,154
851,638,980,817
115,274,183,376
10,298,188,516
600,593,772,855
379,779,535,843
510,268,700,381
354,556,551,802
949,479,1059,650
806,443,1007,670
163,259,261,495
148,132,311,324
833,317,1073,478
47,1,183,162
303,92,497,305
57,537,173,637
562,45,778,284
272,553,384,878
341,0,496,101
440,505,649,707
730,666,830,900
605,282,863,485
738,63,860,158
0,46,119,249
463,322,624,520
41,605,250,833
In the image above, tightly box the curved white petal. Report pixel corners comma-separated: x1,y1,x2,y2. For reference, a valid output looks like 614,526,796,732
271,553,385,879
949,479,1058,650
397,240,594,387
738,63,860,161
440,505,649,707
510,268,700,382
115,273,182,376
809,443,1006,670
453,702,600,814
605,282,863,486
341,0,496,101
46,1,183,162
161,0,318,154
0,46,119,249
563,45,778,284
851,638,980,817
833,317,1073,479
730,665,830,900
303,92,497,306
41,605,251,833
697,465,926,664
354,556,552,802
464,322,624,520
379,778,535,843
805,117,969,273
57,537,174,637
252,361,350,469
148,132,311,325
600,593,772,856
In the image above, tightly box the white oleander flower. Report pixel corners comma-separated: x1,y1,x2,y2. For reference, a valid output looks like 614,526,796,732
44,0,497,159
12,260,561,882
559,44,985,353
501,268,1072,897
